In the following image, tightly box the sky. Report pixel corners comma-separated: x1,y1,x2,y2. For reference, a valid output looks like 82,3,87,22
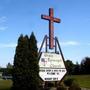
0,0,90,67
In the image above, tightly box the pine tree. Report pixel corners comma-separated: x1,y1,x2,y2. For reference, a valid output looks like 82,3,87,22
28,32,39,90
12,34,30,90
12,33,39,90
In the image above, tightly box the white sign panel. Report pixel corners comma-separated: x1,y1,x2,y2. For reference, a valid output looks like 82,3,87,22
39,52,67,81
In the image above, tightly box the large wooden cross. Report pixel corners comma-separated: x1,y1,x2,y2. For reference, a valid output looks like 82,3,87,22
41,8,61,49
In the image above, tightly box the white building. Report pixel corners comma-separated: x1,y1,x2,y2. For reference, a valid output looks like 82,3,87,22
0,72,2,79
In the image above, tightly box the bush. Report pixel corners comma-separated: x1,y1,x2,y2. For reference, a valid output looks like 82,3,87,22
64,78,81,90
57,82,67,90
64,78,75,87
47,82,54,87
69,84,81,90
57,85,67,90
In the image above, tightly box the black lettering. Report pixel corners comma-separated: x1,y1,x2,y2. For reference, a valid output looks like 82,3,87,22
45,78,52,80
62,70,65,72
46,69,51,72
53,78,58,80
40,70,45,72
59,70,61,72
54,70,58,72
47,72,55,75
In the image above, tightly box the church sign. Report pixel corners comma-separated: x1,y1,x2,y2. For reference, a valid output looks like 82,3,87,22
39,52,67,81
39,8,67,82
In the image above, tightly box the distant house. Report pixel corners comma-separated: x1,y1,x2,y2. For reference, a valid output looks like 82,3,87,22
0,68,13,80
0,72,2,79
0,71,12,80
2,75,12,80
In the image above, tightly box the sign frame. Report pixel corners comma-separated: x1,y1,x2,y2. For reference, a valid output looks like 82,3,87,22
39,8,67,83
39,52,67,81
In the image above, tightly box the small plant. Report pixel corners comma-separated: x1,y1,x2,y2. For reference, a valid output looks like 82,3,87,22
47,82,54,87
57,82,67,90
64,78,81,90
64,78,75,87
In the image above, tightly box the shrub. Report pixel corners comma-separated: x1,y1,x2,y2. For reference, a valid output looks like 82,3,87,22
64,78,81,90
47,82,54,87
64,78,75,87
57,85,67,90
57,82,67,90
69,84,81,90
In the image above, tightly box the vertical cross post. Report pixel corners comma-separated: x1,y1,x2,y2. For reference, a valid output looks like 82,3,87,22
41,8,61,49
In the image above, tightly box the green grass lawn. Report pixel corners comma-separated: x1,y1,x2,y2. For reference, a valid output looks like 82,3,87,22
66,75,90,88
0,80,12,90
0,75,90,90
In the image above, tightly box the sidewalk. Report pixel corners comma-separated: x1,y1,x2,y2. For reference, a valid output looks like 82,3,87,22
81,88,90,90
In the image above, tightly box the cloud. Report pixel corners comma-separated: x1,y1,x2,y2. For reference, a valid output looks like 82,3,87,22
0,16,7,23
37,41,79,50
60,41,79,46
87,43,90,46
0,16,8,31
0,26,8,31
0,43,17,48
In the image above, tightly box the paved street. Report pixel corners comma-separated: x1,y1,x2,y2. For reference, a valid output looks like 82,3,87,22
81,88,90,90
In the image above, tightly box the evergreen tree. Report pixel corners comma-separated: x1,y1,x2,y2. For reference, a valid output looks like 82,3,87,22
28,32,39,90
6,62,13,76
65,60,74,75
7,63,13,69
81,57,90,74
73,62,80,75
12,33,39,90
12,34,30,90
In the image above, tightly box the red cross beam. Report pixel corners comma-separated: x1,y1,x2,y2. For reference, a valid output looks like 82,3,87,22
41,8,61,49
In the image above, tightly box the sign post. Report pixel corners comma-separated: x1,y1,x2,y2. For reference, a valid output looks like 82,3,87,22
39,8,67,87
